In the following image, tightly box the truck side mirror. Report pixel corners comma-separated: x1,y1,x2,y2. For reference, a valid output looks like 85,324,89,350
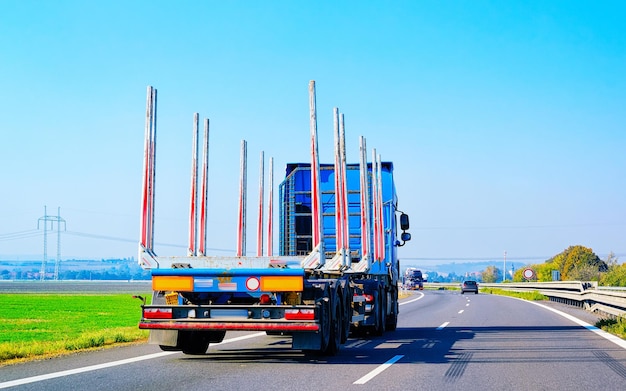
400,213,410,231
396,212,411,246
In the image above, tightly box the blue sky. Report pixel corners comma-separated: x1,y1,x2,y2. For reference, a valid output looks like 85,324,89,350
1,0,624,267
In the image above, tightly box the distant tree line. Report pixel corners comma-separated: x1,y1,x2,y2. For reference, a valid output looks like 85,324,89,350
0,259,150,281
479,245,625,286
419,271,472,283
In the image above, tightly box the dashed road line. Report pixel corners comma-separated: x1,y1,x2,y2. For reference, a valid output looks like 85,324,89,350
353,354,404,384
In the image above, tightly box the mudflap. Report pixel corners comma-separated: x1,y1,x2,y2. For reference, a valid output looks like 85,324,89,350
292,332,323,350
149,329,179,347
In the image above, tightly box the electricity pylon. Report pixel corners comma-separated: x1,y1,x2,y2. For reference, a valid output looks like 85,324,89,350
37,206,66,280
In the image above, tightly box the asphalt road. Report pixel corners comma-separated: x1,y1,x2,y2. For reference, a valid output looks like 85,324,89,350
2,290,626,391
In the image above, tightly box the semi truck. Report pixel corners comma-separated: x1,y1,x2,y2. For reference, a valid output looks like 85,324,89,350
137,81,411,355
404,268,424,290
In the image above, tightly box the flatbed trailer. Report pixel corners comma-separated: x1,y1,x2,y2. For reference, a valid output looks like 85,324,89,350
137,81,411,355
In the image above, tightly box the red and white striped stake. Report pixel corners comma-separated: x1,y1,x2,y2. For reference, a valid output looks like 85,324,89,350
371,149,378,261
359,136,371,265
267,157,274,256
256,151,264,257
333,108,344,258
198,118,210,256
372,150,385,261
339,113,350,265
333,109,351,268
187,114,200,256
374,153,385,262
140,86,157,253
371,149,386,262
309,81,324,261
236,140,247,256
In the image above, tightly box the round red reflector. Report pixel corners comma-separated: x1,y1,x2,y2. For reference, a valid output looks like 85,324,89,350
246,277,260,291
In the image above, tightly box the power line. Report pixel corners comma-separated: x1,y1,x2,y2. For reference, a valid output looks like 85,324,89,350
0,228,234,253
64,231,234,253
412,222,626,231
64,231,137,243
0,229,42,241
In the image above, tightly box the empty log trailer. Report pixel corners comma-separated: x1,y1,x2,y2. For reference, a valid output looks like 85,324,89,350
137,81,411,355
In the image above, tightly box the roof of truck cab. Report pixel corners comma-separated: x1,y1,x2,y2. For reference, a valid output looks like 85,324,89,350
285,162,394,176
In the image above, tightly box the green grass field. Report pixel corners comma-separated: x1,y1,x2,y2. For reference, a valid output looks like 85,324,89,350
0,294,150,365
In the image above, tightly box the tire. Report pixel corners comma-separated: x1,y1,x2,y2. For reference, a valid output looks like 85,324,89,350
339,287,351,344
386,287,398,331
372,289,386,337
179,331,211,355
324,290,341,356
317,284,331,354
159,345,180,352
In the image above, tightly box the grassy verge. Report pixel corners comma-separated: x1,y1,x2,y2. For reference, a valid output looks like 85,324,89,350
480,287,548,301
0,294,149,366
595,318,626,339
398,290,411,299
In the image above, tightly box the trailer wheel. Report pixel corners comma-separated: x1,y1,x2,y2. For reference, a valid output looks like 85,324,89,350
178,330,221,355
324,289,342,356
340,287,351,344
386,286,398,331
373,289,386,336
158,345,180,352
317,286,331,354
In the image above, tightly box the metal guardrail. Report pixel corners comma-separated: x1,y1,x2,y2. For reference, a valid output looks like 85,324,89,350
424,281,626,318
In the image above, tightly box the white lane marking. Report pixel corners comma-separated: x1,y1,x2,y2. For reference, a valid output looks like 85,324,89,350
526,300,626,350
401,294,451,331
458,310,464,314
0,351,178,389
0,332,265,389
399,291,425,305
353,354,404,385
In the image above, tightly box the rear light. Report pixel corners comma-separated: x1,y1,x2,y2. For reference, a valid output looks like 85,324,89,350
285,309,315,320
144,308,173,319
363,294,374,303
260,294,272,304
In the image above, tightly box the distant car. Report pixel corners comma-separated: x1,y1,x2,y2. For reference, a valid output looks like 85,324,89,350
461,280,479,294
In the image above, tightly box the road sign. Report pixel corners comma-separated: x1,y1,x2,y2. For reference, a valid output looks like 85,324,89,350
522,268,535,280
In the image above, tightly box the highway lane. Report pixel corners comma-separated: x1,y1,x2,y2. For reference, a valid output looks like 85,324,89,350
2,290,626,390
390,290,626,390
